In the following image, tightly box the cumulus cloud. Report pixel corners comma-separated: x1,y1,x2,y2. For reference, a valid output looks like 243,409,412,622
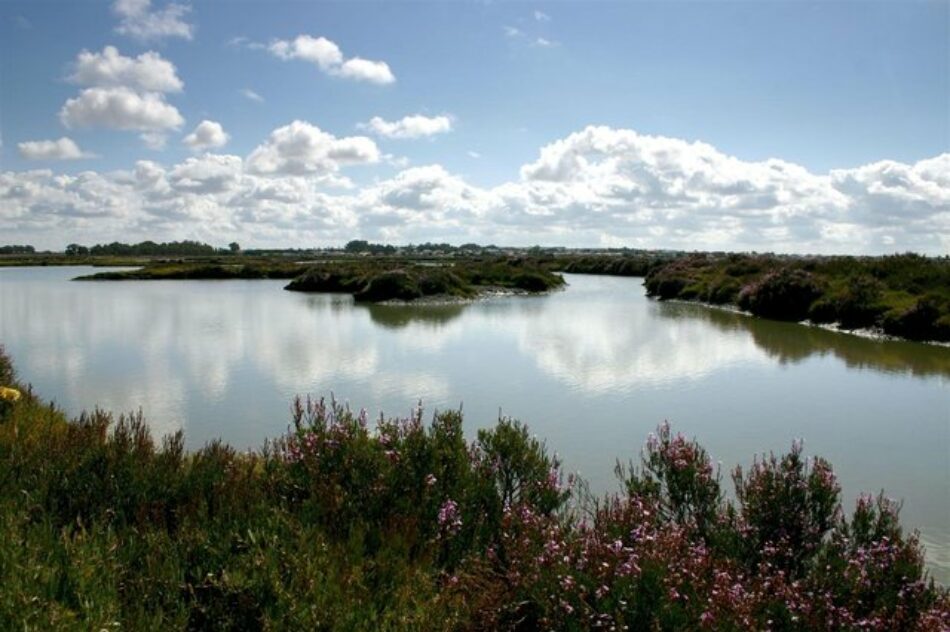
60,45,184,145
183,120,230,151
337,58,395,84
534,10,551,22
113,0,194,42
246,120,379,176
267,35,395,84
17,137,93,161
359,114,453,139
1,125,947,254
59,87,184,131
69,46,183,93
169,154,243,194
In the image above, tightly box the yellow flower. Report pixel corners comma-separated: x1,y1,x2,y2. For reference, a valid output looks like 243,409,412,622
0,386,21,403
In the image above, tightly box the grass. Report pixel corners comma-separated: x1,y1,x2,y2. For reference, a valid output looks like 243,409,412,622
0,347,946,629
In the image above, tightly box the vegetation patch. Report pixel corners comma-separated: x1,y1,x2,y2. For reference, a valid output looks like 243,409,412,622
74,261,308,281
286,258,564,302
643,253,950,341
0,348,947,629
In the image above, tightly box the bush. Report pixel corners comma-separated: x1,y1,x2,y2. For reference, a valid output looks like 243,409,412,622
882,298,946,341
353,270,424,302
737,268,823,321
732,440,840,576
617,421,721,536
836,275,886,329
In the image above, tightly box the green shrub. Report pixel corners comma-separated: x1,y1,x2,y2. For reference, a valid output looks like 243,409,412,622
737,268,823,321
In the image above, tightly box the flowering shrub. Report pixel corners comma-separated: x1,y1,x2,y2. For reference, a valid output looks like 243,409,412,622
462,425,948,630
0,345,945,629
618,421,721,537
732,439,841,576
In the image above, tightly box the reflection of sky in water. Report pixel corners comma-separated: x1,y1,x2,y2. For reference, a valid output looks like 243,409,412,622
1,267,947,582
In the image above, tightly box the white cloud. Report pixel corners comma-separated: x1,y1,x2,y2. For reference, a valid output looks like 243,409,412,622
1,125,948,254
113,0,194,42
245,120,380,176
17,137,93,161
241,88,264,103
267,35,395,84
70,46,183,93
359,114,453,139
503,126,947,252
60,87,184,131
533,37,558,48
337,58,395,84
269,35,341,69
503,26,522,38
183,120,230,151
467,150,481,159
534,10,551,22
169,154,243,194
60,45,184,144
140,132,168,150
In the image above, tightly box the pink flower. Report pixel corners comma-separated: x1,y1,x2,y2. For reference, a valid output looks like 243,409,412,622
438,499,462,535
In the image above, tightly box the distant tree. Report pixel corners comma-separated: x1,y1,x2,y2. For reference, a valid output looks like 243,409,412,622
64,243,89,256
229,242,241,253
87,240,215,256
345,240,370,253
0,245,35,255
344,240,395,255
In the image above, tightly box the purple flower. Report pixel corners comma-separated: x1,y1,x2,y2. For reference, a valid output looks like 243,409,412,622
438,499,462,535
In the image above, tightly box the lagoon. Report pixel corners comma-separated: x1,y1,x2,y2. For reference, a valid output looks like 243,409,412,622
1,265,947,581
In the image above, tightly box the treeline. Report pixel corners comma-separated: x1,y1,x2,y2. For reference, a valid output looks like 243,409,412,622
0,348,946,629
0,245,35,255
644,252,950,341
344,240,497,255
550,252,675,277
65,240,222,257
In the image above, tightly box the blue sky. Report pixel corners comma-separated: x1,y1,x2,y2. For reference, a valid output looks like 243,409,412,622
0,0,947,252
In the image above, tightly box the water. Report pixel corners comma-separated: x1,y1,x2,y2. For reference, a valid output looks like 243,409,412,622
1,266,948,581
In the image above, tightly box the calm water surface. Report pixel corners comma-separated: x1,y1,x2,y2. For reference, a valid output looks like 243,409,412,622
1,266,948,581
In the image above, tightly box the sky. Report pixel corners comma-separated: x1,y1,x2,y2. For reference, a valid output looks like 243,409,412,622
0,0,947,253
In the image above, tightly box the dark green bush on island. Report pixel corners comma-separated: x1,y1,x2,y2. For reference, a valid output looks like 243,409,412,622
737,268,824,321
643,253,950,341
78,257,565,303
0,347,946,629
287,259,564,302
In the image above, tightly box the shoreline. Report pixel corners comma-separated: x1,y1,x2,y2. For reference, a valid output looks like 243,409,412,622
660,297,950,347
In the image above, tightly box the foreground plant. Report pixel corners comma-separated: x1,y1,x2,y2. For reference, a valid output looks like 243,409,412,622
0,346,945,630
